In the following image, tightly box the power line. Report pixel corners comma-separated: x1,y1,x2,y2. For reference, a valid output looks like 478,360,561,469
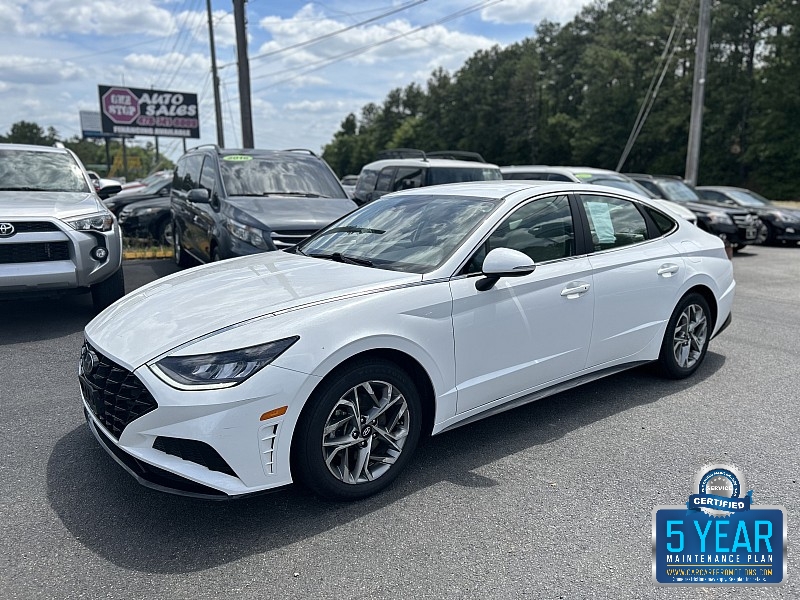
249,0,505,94
220,0,428,70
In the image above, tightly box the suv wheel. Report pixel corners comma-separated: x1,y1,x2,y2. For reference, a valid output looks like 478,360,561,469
173,224,194,267
91,268,125,312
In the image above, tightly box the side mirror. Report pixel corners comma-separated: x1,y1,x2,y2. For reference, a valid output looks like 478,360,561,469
159,186,171,196
97,184,121,200
187,188,210,203
477,247,536,291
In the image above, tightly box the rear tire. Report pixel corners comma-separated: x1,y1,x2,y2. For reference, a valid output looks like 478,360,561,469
292,359,422,501
91,268,125,312
658,293,711,379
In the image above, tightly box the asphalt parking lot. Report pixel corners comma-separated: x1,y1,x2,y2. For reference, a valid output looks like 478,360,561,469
2,248,798,599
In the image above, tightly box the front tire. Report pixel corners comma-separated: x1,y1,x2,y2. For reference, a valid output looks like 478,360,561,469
658,293,711,379
91,268,125,312
173,223,193,267
292,359,422,500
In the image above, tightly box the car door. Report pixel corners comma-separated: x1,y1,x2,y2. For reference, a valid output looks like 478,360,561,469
576,193,686,368
171,154,203,253
189,157,221,261
450,194,594,414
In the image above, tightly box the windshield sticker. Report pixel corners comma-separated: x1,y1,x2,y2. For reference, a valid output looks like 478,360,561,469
575,173,593,180
222,155,253,162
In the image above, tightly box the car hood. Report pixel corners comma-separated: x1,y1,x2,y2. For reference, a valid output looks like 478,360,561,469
680,201,749,216
85,251,420,369
0,191,105,219
224,196,357,231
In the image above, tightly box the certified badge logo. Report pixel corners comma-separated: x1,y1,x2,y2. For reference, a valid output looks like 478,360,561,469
652,463,786,586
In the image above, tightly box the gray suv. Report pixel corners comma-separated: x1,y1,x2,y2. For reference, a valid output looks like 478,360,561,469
0,144,124,311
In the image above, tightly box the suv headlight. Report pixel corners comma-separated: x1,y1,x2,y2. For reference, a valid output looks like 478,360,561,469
225,218,270,250
705,211,733,225
64,212,115,232
151,336,299,389
121,206,161,217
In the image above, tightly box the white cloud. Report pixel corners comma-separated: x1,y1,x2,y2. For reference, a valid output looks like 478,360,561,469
0,56,87,85
124,51,209,75
12,0,177,36
481,0,585,25
284,99,349,113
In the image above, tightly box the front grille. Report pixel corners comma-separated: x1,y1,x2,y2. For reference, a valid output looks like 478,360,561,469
270,229,318,248
0,241,69,263
5,221,60,233
80,342,158,439
732,214,753,227
153,437,238,477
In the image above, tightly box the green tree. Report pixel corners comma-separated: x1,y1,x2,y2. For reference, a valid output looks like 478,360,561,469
0,121,59,146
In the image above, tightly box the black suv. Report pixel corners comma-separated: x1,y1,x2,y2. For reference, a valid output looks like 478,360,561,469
626,174,759,250
171,146,357,265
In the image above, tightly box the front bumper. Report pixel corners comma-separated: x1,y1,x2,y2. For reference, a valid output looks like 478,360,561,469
80,342,314,498
0,218,122,292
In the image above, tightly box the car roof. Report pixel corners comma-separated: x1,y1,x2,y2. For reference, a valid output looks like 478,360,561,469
387,180,654,203
0,143,68,154
363,158,500,170
696,186,744,192
500,165,623,177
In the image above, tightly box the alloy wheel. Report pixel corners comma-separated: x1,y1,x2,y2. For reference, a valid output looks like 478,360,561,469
672,303,708,369
321,380,410,484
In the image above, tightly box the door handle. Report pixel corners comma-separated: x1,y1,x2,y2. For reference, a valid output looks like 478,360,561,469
561,282,590,298
657,263,680,277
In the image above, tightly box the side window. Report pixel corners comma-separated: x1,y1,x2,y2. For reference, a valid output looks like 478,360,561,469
643,205,677,236
355,169,378,194
580,194,648,251
177,154,203,192
200,158,217,196
393,166,424,191
547,173,573,182
637,180,661,197
375,167,395,192
465,195,574,273
503,172,549,181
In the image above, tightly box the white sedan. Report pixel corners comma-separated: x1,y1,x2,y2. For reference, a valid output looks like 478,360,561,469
80,182,734,500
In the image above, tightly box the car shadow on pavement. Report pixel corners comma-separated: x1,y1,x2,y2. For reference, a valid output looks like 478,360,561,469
47,352,725,574
1,294,95,343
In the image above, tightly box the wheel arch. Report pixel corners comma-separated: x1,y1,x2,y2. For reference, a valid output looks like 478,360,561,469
682,283,718,331
301,347,437,439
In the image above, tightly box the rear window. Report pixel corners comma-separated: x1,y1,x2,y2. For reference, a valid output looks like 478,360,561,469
427,167,502,186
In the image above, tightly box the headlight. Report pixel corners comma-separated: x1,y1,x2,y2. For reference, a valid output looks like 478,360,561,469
64,212,115,232
772,211,794,223
151,336,299,389
225,218,270,250
122,206,161,217
705,211,733,225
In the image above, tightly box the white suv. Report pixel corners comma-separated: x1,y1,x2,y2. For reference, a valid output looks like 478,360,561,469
353,150,502,205
0,144,124,311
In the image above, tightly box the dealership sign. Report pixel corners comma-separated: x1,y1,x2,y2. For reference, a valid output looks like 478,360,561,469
98,85,200,138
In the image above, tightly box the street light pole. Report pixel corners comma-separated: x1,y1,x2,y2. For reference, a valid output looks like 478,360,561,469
233,0,254,148
685,0,712,186
207,0,225,147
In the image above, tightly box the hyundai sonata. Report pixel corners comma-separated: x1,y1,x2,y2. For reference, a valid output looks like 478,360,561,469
80,182,734,500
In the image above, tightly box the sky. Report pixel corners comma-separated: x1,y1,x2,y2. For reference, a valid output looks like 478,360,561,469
0,0,588,163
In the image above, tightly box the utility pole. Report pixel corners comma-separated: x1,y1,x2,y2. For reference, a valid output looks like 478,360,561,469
685,0,712,186
233,0,254,148
207,0,225,147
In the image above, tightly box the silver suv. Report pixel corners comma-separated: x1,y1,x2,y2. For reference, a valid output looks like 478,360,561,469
0,144,124,311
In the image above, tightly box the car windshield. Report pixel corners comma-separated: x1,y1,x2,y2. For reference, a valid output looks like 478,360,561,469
727,189,771,207
139,179,169,195
657,179,700,202
297,193,500,273
0,149,90,193
220,155,345,198
427,167,502,186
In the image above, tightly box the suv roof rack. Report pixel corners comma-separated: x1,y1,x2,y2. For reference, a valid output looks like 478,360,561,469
189,144,221,152
376,148,427,160
426,150,486,163
283,148,318,156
